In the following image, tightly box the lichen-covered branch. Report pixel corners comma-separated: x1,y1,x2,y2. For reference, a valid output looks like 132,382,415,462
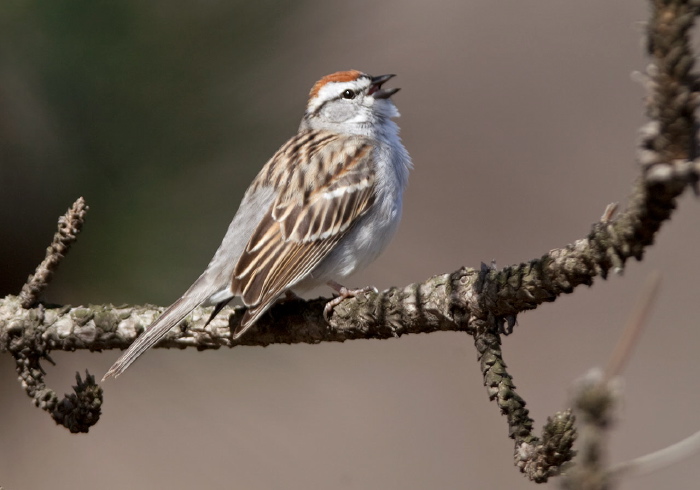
19,197,89,309
0,270,474,353
466,1,700,482
2,197,101,433
2,302,103,433
473,310,577,483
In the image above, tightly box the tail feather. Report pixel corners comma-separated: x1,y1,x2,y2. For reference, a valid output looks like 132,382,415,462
233,303,271,339
103,288,212,380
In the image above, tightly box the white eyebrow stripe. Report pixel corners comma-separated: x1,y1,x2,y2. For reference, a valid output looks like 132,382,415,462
307,79,371,113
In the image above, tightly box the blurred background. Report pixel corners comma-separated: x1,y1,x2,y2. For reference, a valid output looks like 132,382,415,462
2,1,699,488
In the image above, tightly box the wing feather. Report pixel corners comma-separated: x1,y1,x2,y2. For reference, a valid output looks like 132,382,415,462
230,130,376,334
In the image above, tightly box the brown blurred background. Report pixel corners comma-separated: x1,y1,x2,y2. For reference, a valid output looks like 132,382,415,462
2,1,699,489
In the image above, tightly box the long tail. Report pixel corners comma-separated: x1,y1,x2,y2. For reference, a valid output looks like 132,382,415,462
102,285,215,380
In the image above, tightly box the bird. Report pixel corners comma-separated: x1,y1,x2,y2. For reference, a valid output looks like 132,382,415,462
103,70,411,379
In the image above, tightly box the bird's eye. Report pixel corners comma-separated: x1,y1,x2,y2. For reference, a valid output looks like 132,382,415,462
341,89,355,99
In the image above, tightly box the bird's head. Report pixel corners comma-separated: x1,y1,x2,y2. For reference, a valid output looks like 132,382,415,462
301,70,400,135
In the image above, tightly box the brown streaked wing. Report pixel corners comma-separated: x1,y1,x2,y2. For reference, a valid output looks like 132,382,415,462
230,131,376,327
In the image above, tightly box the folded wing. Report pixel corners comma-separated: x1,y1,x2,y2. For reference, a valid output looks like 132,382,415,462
231,131,376,335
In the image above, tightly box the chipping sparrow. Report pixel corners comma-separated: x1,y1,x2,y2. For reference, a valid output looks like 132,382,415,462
104,70,411,379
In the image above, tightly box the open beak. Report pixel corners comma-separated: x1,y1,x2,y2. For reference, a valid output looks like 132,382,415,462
368,74,400,99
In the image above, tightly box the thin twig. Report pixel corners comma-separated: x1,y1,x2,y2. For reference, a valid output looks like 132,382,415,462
563,272,663,489
600,203,619,223
611,428,700,479
18,197,89,308
603,271,662,381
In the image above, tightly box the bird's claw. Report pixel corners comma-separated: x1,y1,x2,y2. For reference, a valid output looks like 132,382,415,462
323,285,377,321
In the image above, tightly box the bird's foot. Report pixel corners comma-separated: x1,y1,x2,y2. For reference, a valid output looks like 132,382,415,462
324,281,378,321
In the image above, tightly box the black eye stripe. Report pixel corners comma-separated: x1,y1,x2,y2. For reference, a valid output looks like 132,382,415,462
305,84,366,118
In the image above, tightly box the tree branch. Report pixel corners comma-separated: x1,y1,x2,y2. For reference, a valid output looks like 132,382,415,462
18,197,88,309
